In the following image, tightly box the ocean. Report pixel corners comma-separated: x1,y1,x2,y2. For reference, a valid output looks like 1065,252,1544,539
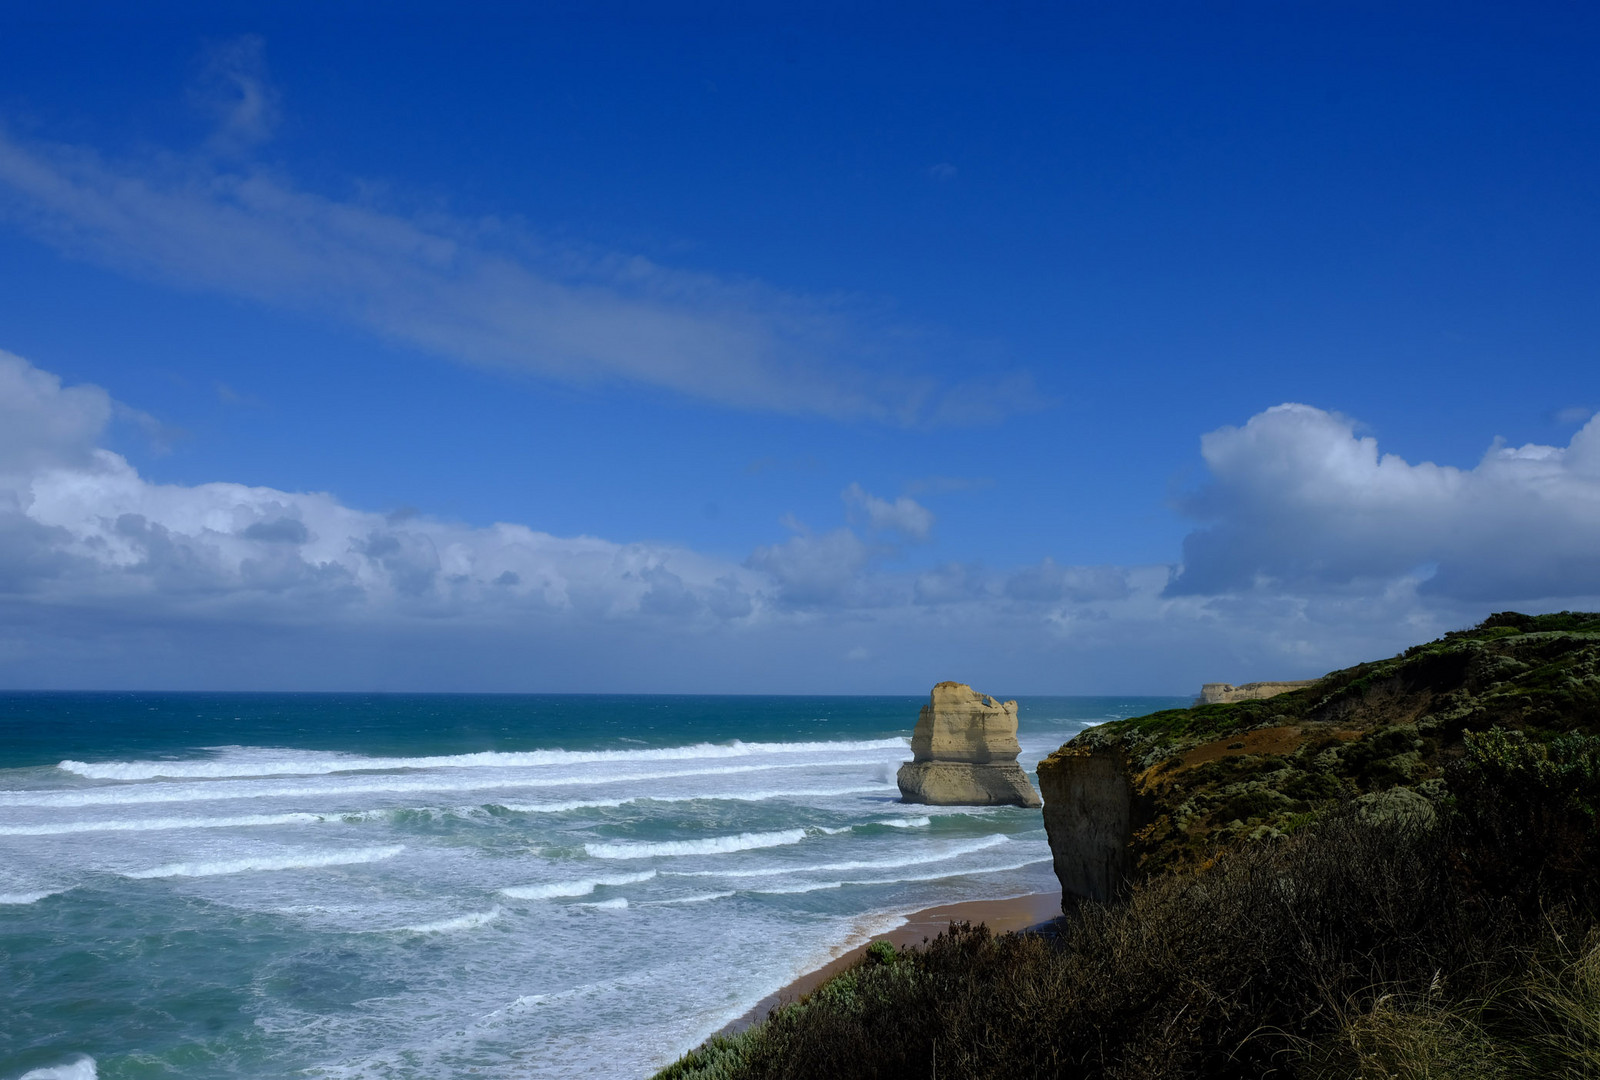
0,692,1186,1080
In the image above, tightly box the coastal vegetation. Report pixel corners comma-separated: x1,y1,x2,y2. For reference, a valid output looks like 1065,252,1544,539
656,613,1600,1079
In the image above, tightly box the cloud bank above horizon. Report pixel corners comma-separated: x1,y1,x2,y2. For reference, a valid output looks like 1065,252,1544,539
2,349,1595,692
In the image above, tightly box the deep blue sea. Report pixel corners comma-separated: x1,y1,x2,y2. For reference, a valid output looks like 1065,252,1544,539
0,692,1186,1080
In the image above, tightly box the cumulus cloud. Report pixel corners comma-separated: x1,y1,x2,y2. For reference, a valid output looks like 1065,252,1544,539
1169,403,1600,601
0,52,1032,426
842,483,934,541
3,354,1595,692
0,352,112,475
745,525,875,608
0,351,767,632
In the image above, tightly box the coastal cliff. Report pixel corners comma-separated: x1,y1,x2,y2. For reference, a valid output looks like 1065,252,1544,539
658,612,1600,1080
1039,610,1600,903
1196,679,1317,704
896,681,1041,807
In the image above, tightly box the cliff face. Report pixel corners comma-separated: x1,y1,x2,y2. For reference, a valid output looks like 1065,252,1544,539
1039,611,1600,905
1036,746,1136,903
1197,680,1317,705
898,682,1042,807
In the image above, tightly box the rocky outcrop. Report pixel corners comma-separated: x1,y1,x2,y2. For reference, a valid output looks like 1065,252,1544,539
1198,680,1317,705
1036,746,1137,904
897,682,1041,807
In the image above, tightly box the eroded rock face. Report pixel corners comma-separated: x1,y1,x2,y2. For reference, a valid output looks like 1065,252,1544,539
896,682,1041,807
1198,680,1317,705
1036,747,1135,905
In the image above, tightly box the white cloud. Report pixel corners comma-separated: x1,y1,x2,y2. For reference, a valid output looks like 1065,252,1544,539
1169,403,1600,601
745,526,875,608
0,351,768,630
0,351,112,476
191,35,281,153
841,482,933,541
1,356,1595,692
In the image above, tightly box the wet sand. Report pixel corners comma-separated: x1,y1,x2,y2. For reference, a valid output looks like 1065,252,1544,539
720,891,1062,1035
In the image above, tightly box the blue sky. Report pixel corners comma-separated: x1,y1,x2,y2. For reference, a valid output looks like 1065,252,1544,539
0,2,1597,692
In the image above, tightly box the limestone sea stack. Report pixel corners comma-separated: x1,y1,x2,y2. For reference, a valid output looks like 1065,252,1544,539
896,682,1043,807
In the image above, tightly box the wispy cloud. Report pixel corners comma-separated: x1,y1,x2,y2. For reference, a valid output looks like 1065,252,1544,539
190,35,280,154
842,483,933,541
0,47,1034,425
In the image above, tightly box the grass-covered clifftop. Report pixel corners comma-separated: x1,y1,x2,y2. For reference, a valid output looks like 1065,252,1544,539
1046,610,1600,879
655,613,1600,1080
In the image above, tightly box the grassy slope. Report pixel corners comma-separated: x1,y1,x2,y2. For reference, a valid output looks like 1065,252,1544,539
1043,610,1600,879
653,613,1600,1080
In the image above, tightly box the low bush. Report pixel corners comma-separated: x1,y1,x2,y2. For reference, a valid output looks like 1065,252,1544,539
656,725,1600,1080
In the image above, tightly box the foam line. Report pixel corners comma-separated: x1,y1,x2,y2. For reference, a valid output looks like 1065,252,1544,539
125,844,404,879
0,760,888,808
751,855,1052,895
584,828,807,860
0,890,60,905
500,870,656,900
392,908,503,934
0,811,335,836
872,816,933,829
582,898,629,910
490,784,884,816
57,737,911,780
669,834,1010,879
641,891,736,906
15,1056,97,1080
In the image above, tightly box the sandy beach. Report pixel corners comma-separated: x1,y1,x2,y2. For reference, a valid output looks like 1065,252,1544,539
722,890,1063,1035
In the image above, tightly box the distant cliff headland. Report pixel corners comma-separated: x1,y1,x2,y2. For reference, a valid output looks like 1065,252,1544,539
657,612,1600,1080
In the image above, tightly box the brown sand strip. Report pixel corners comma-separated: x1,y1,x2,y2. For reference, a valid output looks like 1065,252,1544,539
719,891,1062,1035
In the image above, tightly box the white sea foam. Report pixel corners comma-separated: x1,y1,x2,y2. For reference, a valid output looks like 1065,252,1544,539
0,811,334,836
669,834,1011,879
872,816,933,829
491,784,884,816
583,897,629,910
14,1056,96,1080
125,845,405,879
57,737,910,780
500,870,657,900
1,759,888,808
752,855,1052,895
0,890,59,905
642,891,736,906
394,908,503,934
584,828,808,860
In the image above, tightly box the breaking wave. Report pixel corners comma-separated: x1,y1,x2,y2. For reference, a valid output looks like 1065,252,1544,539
669,834,1011,879
500,870,657,900
393,908,503,934
1,760,885,808
584,829,808,860
58,738,910,780
125,845,405,879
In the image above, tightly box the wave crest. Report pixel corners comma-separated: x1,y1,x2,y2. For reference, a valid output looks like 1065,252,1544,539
125,845,404,879
584,829,807,860
58,737,910,780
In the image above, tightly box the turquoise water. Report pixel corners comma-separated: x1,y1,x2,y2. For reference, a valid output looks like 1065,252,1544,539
0,693,1186,1080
